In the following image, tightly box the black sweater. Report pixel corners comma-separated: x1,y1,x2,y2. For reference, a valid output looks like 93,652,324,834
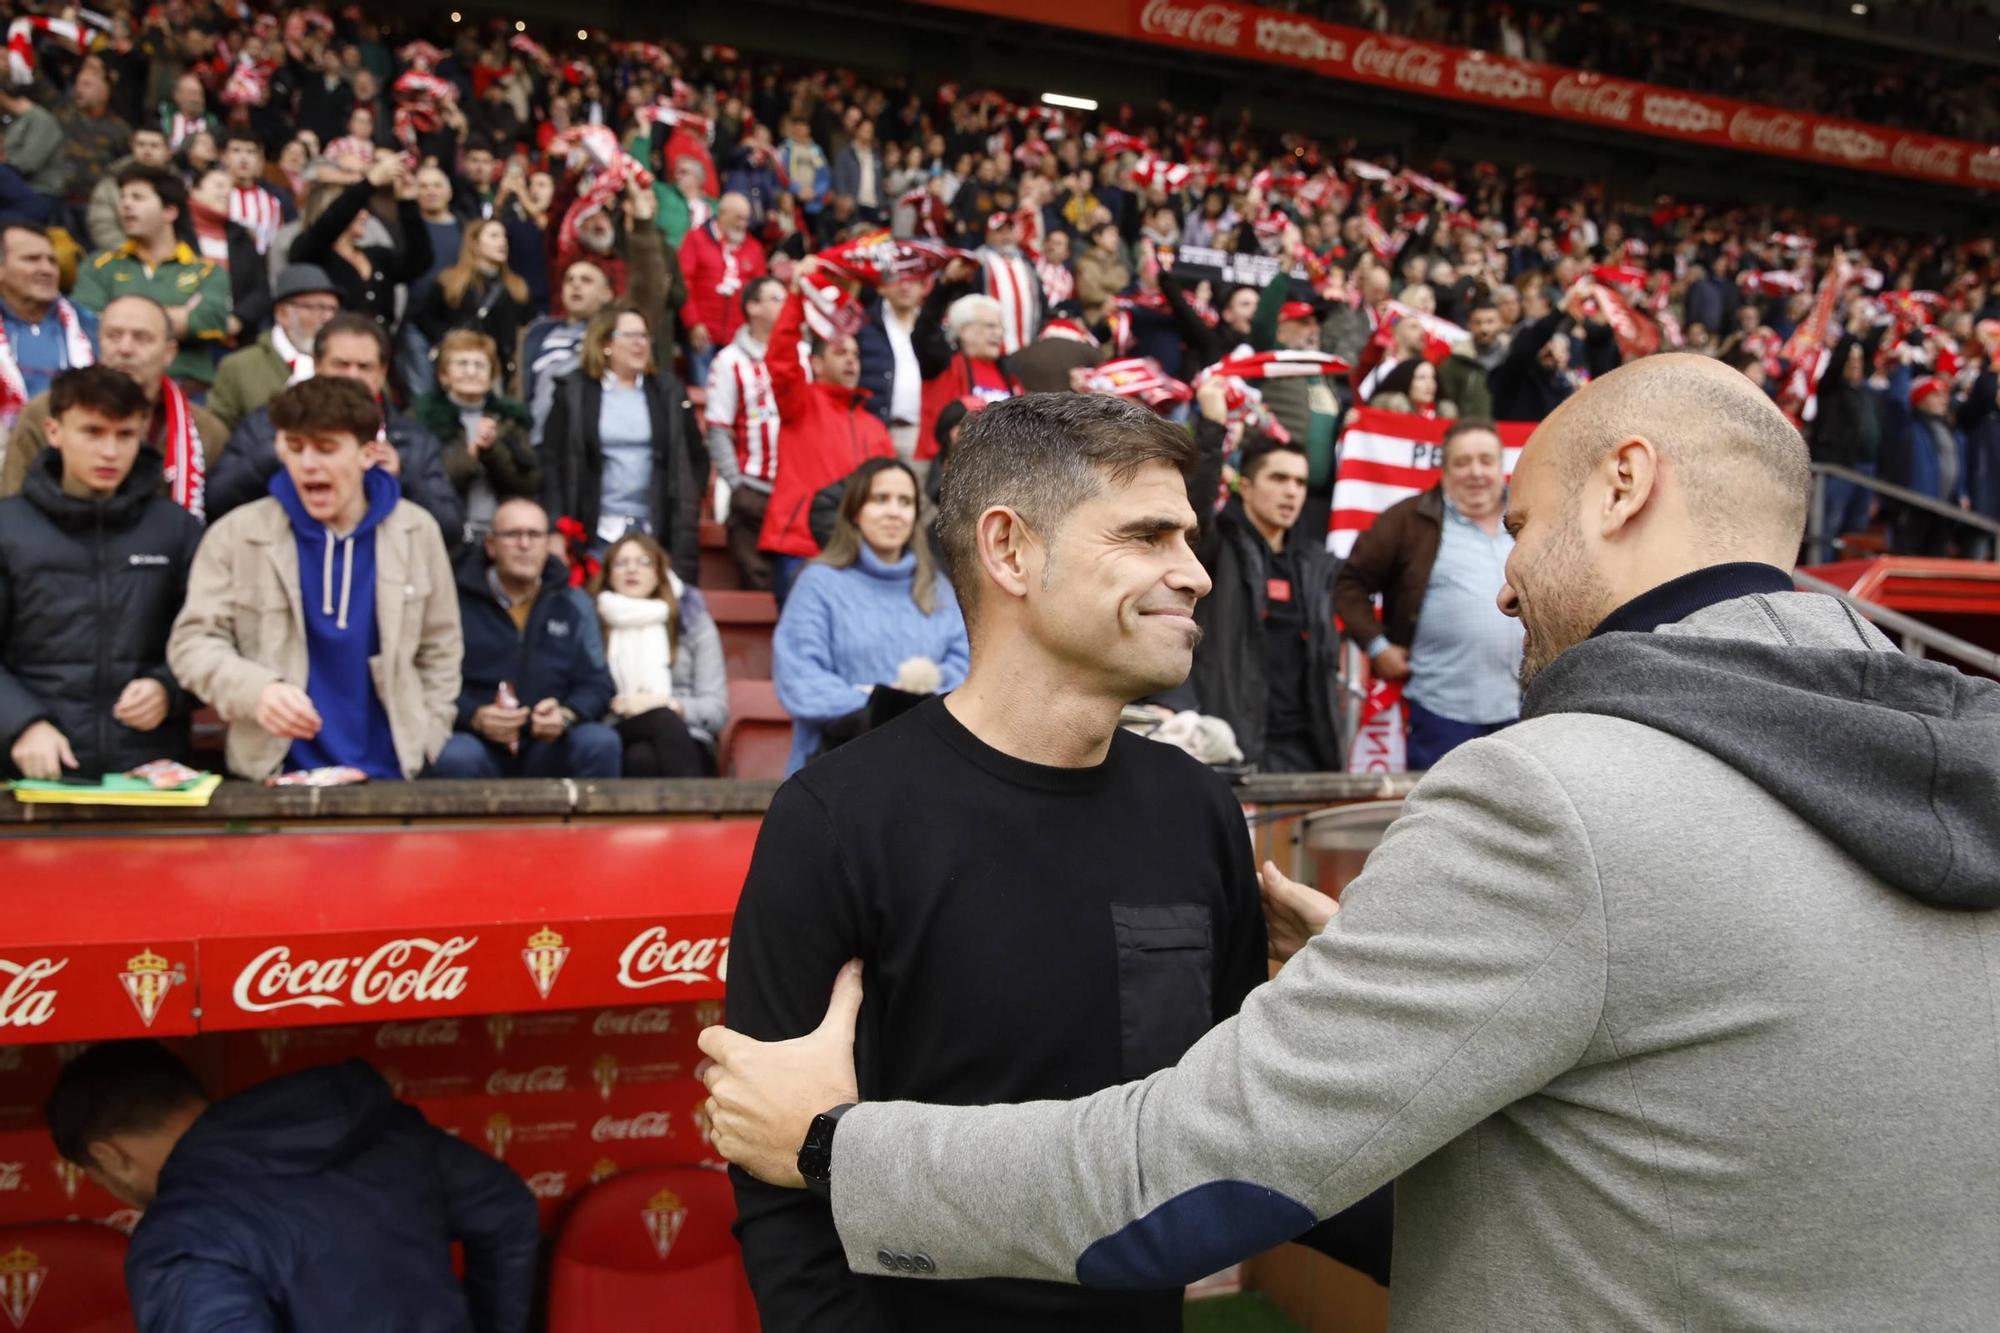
726,697,1266,1331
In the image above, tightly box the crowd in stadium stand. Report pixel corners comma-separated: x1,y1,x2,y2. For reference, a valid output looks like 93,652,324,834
1,0,1997,786
1301,0,2000,140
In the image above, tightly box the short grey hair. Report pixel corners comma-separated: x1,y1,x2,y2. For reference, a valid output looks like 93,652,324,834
935,393,1199,621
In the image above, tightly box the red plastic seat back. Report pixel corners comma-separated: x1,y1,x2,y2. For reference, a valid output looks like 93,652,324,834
0,1223,134,1332
706,591,779,680
549,1166,757,1333
718,681,791,780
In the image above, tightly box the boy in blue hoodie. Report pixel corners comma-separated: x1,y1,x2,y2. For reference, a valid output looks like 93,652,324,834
168,377,463,780
47,1040,537,1333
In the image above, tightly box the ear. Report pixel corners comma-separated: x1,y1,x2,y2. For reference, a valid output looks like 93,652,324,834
84,1139,126,1179
40,412,60,449
1598,435,1660,540
974,505,1038,601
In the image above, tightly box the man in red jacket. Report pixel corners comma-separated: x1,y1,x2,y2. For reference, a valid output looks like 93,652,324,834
679,192,767,387
758,261,894,604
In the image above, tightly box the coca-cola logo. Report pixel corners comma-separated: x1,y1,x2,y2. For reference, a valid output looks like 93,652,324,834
591,1111,672,1142
525,1170,568,1199
1136,0,1241,48
0,957,64,1029
1639,94,1724,135
1812,124,1885,163
0,1162,22,1192
592,1007,674,1037
1550,74,1634,123
1252,16,1344,65
374,1018,462,1049
1728,107,1805,153
1970,151,2000,185
615,928,728,990
1351,37,1444,89
487,1065,569,1095
1891,137,1962,179
1454,57,1544,102
231,936,477,1014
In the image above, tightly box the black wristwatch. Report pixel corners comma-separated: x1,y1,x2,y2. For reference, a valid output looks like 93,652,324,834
797,1103,855,1200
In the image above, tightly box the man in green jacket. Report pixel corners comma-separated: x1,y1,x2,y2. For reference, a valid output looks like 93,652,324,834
71,165,231,390
658,155,717,255
208,265,343,433
1437,301,1506,422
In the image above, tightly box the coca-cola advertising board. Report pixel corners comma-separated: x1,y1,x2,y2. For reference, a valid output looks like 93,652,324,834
1109,0,2000,191
0,943,197,1044
203,917,733,1031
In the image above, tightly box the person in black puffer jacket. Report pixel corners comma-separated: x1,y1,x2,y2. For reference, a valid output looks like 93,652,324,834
0,367,203,779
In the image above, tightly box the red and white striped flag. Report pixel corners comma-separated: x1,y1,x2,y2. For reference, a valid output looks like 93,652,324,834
1081,357,1191,409
1205,348,1351,381
1328,408,1533,558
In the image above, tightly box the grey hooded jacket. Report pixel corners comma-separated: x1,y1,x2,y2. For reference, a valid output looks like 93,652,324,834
826,588,2000,1331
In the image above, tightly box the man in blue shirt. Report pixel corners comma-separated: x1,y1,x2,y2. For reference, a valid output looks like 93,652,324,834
1335,420,1524,768
0,224,98,433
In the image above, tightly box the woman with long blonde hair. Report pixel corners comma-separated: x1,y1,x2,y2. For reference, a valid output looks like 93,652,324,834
413,218,532,383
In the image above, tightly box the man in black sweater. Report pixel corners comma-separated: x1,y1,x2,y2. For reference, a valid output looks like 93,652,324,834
725,393,1386,1331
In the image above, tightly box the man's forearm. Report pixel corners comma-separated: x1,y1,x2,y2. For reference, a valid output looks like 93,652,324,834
826,740,1606,1289
704,422,748,490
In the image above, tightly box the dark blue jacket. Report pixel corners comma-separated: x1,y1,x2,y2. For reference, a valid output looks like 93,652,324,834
125,1061,536,1333
1882,364,1971,505
1956,369,2000,521
854,297,897,428
454,551,614,728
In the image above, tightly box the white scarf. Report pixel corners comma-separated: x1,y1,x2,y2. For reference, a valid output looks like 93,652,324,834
271,323,315,385
596,580,681,701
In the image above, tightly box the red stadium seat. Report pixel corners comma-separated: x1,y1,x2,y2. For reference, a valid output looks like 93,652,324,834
0,1223,134,1332
698,519,742,592
705,591,779,680
718,681,790,780
548,1165,757,1333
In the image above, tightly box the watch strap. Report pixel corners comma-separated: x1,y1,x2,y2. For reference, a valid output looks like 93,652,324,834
799,1102,856,1200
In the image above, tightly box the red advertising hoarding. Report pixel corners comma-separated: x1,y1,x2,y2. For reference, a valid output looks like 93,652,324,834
923,0,2000,192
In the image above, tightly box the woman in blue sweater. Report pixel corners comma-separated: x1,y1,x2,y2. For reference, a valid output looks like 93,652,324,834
773,458,968,775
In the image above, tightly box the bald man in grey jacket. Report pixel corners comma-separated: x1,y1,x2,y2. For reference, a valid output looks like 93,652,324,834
698,353,2000,1332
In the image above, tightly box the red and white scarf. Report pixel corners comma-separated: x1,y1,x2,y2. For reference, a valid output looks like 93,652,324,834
230,185,284,255
978,247,1038,356
270,322,315,385
1036,257,1074,310
711,223,743,299
158,378,206,521
6,15,89,86
0,298,93,428
167,111,207,150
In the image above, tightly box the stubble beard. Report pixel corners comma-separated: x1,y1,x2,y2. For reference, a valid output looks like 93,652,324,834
1515,521,1610,692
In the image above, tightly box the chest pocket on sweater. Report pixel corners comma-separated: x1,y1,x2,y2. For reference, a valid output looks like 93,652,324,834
1112,903,1214,1081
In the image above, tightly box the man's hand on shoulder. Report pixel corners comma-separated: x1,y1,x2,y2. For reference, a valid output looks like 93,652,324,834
1261,861,1338,965
698,959,864,1188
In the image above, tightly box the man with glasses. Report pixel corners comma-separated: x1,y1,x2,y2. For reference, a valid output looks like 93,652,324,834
207,313,463,541
429,495,621,779
169,377,462,781
207,265,343,433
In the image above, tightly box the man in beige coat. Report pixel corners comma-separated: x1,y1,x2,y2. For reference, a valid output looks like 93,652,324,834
169,377,460,780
